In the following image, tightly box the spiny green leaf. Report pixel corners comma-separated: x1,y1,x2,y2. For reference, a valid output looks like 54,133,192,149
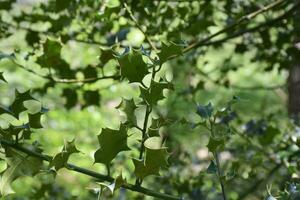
97,174,126,194
83,90,101,107
25,30,40,46
28,107,48,129
37,39,62,68
94,124,130,165
0,72,6,83
118,50,149,83
116,99,137,127
207,160,217,174
63,88,78,109
133,137,169,180
10,90,36,119
258,126,280,145
196,102,213,119
158,43,182,64
99,49,115,65
140,80,173,105
55,0,73,11
49,139,80,170
37,39,74,78
148,128,160,137
206,137,224,152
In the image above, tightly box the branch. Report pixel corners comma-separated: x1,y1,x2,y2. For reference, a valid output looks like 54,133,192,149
167,0,289,60
0,19,117,47
195,67,285,91
237,150,300,200
12,60,120,84
0,138,181,200
123,2,158,52
230,84,285,90
51,75,120,84
209,119,227,200
204,2,300,47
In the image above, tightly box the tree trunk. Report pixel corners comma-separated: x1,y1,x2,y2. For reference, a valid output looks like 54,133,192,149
288,1,300,122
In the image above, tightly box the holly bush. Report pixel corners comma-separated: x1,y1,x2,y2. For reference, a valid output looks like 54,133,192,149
0,0,300,200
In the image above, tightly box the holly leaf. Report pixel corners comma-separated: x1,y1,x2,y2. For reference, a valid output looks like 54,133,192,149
63,88,77,109
10,90,36,119
49,139,80,170
196,102,213,119
148,128,160,137
83,90,101,107
97,174,126,194
37,39,74,78
206,137,224,152
82,66,98,79
25,30,40,46
0,147,42,196
133,137,169,180
116,99,137,127
99,49,115,65
258,126,280,145
207,160,217,174
140,80,173,105
158,43,182,64
0,72,6,83
28,107,48,129
118,50,149,83
0,124,26,140
37,39,62,68
55,0,72,11
94,124,130,165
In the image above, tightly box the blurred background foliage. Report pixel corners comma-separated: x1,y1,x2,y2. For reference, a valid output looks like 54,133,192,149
0,0,300,200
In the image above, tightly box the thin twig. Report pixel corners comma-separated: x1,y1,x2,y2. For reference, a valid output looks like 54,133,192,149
123,2,158,52
214,151,227,200
204,3,299,47
209,119,227,200
52,75,120,83
195,67,286,91
0,19,116,47
167,0,289,60
12,59,120,84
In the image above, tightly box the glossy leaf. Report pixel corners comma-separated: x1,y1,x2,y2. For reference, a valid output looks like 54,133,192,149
10,90,36,119
94,124,130,165
28,107,48,129
0,72,6,83
196,102,213,119
49,140,80,170
158,43,182,64
133,137,168,180
140,80,173,105
116,99,137,127
118,50,149,83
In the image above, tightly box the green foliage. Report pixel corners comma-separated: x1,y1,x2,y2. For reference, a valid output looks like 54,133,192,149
50,140,80,170
133,137,169,180
118,50,149,83
0,147,43,197
0,72,6,83
158,43,183,64
94,124,130,165
140,80,173,105
0,0,299,200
